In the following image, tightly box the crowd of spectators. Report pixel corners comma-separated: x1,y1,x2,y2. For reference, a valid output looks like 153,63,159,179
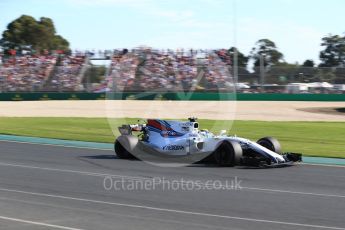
215,49,232,65
0,53,86,92
3,48,341,94
109,52,140,91
0,55,56,91
135,49,198,91
107,48,233,92
0,48,235,93
47,55,86,91
204,51,233,90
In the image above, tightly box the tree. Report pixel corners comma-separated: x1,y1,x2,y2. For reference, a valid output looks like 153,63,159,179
264,62,300,84
227,47,248,67
302,59,315,67
319,34,345,67
51,35,69,51
0,15,69,52
250,39,284,68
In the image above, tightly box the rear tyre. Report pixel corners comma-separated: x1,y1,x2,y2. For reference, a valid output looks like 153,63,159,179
114,139,135,159
214,141,243,166
257,137,282,154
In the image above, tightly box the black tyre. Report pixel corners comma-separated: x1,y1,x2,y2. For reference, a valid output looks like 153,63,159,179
257,137,282,154
114,139,135,159
213,141,243,166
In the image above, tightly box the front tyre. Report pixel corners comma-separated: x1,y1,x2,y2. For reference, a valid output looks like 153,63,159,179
257,137,282,154
214,141,243,166
114,139,135,159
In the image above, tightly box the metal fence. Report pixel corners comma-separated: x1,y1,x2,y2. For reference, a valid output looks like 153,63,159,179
235,66,345,93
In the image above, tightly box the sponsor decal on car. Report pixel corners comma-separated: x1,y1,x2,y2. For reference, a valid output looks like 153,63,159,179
179,122,193,127
181,127,190,131
160,130,184,137
163,145,185,151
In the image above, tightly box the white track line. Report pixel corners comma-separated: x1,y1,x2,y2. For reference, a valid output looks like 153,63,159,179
0,162,146,180
0,187,343,230
241,186,345,198
0,215,84,230
301,163,345,168
0,161,344,199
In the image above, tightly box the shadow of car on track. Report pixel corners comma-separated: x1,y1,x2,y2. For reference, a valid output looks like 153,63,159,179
81,154,119,160
81,154,137,161
80,156,295,169
187,164,292,169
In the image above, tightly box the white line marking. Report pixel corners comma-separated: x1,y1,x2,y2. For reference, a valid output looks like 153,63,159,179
0,162,147,180
0,215,84,230
0,161,344,199
0,139,112,151
241,186,345,198
301,163,345,168
0,196,233,230
0,188,343,230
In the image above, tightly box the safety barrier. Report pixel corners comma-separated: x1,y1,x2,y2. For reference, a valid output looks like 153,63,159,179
0,92,344,101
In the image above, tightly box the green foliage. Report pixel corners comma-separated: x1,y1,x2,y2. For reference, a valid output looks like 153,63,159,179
333,68,345,83
83,66,107,84
0,15,69,52
227,47,249,67
303,59,315,67
319,34,345,67
264,62,301,83
261,63,343,84
250,39,284,67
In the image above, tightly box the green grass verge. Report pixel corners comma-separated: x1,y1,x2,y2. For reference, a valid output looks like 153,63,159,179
0,117,344,158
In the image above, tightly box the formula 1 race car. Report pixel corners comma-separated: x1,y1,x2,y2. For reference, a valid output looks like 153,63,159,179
114,118,302,167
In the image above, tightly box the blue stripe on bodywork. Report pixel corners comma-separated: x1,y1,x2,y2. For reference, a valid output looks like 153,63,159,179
147,126,161,133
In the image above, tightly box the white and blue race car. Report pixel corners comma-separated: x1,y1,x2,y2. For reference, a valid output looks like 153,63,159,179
114,118,302,167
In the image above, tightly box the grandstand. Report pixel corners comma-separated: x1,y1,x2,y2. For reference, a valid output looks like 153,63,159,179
0,48,344,93
0,54,56,92
43,55,87,92
105,48,233,92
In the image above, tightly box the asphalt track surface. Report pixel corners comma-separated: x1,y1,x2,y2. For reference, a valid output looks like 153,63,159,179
0,141,344,230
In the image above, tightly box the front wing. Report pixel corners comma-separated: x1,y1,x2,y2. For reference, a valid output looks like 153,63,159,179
241,152,302,167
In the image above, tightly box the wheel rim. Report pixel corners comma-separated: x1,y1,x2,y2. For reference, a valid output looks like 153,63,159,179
215,144,232,166
259,140,275,152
